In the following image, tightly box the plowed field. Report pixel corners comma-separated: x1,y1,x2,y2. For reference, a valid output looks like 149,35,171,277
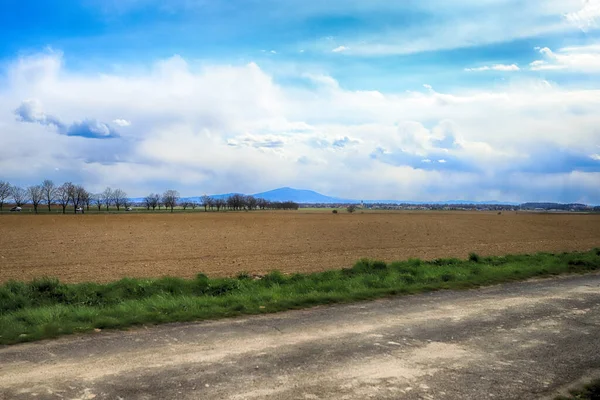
1,211,599,283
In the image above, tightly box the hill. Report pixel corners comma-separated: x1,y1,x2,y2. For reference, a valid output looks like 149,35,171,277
251,187,352,203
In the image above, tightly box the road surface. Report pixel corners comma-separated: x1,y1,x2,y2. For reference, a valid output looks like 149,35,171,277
1,274,600,399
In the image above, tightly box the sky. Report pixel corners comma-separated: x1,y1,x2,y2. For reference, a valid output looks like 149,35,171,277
0,0,599,203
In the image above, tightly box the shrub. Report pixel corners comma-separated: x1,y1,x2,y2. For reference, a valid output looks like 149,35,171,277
261,271,287,286
346,205,357,213
207,279,240,296
469,253,481,263
193,274,210,294
236,271,252,280
332,209,338,214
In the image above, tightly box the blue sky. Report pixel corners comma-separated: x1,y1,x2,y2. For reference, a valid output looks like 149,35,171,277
0,0,599,203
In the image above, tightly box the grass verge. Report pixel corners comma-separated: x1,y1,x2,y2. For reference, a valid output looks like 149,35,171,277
555,379,600,399
1,248,599,345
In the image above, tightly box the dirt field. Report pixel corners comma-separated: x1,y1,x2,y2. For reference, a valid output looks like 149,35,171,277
1,211,599,283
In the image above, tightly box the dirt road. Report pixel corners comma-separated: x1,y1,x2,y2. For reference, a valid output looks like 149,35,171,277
1,211,599,283
1,274,600,399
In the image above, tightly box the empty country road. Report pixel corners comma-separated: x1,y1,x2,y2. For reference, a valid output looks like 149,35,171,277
1,274,599,400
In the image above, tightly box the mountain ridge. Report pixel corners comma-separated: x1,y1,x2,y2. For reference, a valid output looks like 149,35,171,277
131,187,520,205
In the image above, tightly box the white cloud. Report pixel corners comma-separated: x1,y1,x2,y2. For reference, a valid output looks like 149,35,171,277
332,46,348,53
564,0,600,30
465,64,520,72
591,154,600,161
1,51,599,202
530,44,600,72
113,119,131,127
302,73,340,89
306,0,583,56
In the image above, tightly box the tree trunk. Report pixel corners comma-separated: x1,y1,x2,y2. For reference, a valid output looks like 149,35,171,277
62,205,66,214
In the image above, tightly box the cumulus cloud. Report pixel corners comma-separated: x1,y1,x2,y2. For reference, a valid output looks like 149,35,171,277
564,0,600,31
14,99,66,131
465,64,520,72
66,120,119,139
530,44,600,72
14,99,119,139
1,51,599,203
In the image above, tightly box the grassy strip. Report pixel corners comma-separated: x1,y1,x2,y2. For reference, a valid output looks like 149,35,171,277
556,379,600,399
1,249,599,345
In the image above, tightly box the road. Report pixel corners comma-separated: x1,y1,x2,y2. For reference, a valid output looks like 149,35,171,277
1,274,599,400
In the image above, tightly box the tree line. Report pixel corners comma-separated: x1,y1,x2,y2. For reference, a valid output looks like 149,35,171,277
0,180,298,214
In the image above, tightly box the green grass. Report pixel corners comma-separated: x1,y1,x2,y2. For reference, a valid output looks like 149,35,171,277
1,249,599,345
556,379,600,399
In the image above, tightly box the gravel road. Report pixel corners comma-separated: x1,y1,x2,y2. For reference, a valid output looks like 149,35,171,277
1,274,599,399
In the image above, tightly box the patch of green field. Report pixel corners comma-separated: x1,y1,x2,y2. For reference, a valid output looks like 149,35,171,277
555,379,600,400
1,249,599,345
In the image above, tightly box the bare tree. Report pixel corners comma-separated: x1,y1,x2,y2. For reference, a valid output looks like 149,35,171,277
82,190,92,211
56,183,71,214
68,184,87,213
27,185,43,214
112,188,127,211
181,201,190,210
0,180,10,212
227,194,245,211
215,198,226,211
11,185,27,207
162,190,180,212
93,193,103,211
143,194,154,210
190,201,198,210
150,193,159,210
257,198,268,210
245,195,257,210
201,195,212,212
102,187,113,211
41,179,56,212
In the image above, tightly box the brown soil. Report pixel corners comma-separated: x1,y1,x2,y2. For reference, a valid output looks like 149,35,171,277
0,211,599,283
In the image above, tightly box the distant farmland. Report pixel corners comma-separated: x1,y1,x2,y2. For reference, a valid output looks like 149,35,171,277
1,211,599,283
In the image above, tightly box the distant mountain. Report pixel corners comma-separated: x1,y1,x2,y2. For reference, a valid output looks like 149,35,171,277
251,187,352,203
132,187,520,206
